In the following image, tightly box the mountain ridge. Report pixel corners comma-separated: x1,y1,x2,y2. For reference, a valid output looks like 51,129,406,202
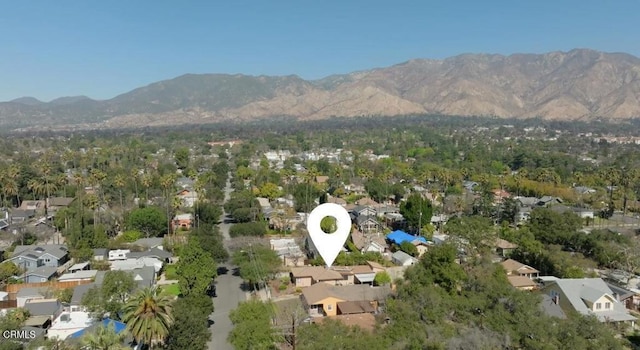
3,48,640,130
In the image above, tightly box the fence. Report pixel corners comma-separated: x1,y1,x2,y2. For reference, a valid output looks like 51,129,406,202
0,300,17,308
2,280,92,300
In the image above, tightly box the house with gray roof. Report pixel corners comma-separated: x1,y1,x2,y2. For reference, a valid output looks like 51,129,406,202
541,278,637,326
130,266,156,290
10,209,36,223
7,244,69,271
392,251,418,267
21,266,58,283
127,247,173,262
71,284,95,311
92,248,109,261
16,287,49,307
24,299,63,320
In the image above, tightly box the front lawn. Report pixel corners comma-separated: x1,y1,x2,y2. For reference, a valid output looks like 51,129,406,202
160,283,181,297
164,265,179,280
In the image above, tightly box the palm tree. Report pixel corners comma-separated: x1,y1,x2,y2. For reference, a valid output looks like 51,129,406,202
160,174,176,235
141,174,153,204
56,174,69,198
122,287,174,349
113,174,126,212
131,168,141,200
81,322,127,350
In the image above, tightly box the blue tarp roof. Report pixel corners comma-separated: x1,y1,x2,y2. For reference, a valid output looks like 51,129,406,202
386,230,428,245
68,319,127,339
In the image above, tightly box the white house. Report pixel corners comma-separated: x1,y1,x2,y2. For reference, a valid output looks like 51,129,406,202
58,270,98,283
110,257,163,274
47,311,95,340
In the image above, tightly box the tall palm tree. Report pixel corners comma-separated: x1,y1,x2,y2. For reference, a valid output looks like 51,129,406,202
160,174,176,235
141,174,153,204
122,287,174,349
2,178,18,208
131,168,141,200
113,174,126,212
56,174,69,198
81,322,128,350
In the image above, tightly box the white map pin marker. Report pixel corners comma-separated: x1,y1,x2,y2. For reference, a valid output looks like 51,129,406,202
307,203,352,268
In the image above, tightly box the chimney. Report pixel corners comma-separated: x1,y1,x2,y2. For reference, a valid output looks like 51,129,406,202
552,295,559,305
613,292,619,301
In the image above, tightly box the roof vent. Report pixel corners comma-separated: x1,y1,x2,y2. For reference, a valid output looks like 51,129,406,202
60,313,70,322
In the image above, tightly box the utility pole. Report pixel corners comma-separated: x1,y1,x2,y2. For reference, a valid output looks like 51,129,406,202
418,210,422,236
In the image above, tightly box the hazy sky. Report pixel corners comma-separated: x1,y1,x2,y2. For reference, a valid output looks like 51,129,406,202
1,0,638,101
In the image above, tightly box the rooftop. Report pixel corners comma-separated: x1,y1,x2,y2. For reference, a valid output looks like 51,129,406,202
302,283,392,305
58,270,98,281
49,311,94,332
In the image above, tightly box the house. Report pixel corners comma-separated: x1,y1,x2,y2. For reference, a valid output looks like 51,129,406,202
270,239,306,267
176,188,198,208
386,230,429,246
172,213,193,231
24,299,63,321
507,275,538,291
606,282,639,311
355,198,378,207
47,311,95,340
131,266,156,290
58,270,98,283
326,196,347,206
70,284,95,312
537,196,563,207
110,257,163,275
350,229,387,254
127,248,173,263
412,240,430,257
541,278,637,325
500,259,539,278
47,197,75,213
355,215,381,235
574,186,596,195
351,206,377,218
16,288,48,307
92,248,108,261
21,266,58,283
290,267,345,288
19,200,45,212
129,237,164,250
300,283,392,317
494,238,518,257
10,209,36,224
392,251,418,266
7,244,69,271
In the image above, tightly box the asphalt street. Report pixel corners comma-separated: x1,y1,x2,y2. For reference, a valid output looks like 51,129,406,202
208,168,247,350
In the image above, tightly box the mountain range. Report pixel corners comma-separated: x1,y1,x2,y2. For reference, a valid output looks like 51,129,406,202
3,48,640,131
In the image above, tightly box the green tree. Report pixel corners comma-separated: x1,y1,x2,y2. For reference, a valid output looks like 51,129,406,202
164,295,213,350
400,193,433,233
82,270,137,320
174,147,190,170
189,225,229,263
123,287,174,349
0,262,21,282
373,271,392,286
176,237,217,297
232,245,281,290
228,300,280,350
258,182,283,200
398,241,419,257
125,206,168,238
